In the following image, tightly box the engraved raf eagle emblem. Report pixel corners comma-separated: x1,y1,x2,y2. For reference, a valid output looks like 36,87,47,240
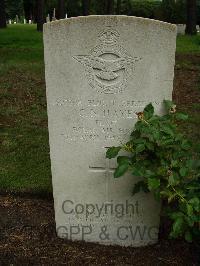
73,28,141,94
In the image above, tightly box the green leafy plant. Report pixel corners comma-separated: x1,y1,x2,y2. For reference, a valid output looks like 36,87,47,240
106,100,200,242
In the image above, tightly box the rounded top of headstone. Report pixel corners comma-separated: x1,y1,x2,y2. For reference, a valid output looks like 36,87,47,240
44,15,177,32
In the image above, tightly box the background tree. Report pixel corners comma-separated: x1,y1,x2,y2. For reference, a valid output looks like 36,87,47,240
116,0,121,14
0,0,7,28
82,0,90,15
45,0,56,20
105,0,114,14
23,0,36,22
58,0,65,19
2,0,200,26
153,0,186,23
65,0,81,17
197,0,200,27
91,0,104,14
185,0,197,35
37,0,45,31
5,0,24,20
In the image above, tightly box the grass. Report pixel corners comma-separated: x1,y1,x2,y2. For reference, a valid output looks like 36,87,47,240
0,25,52,195
176,34,200,54
0,25,200,195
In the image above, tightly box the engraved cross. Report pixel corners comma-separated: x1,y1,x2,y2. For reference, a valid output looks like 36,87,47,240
89,146,116,178
89,159,116,178
89,148,116,202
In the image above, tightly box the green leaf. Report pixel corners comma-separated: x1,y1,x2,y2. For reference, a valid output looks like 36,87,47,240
163,100,174,112
172,216,184,235
145,142,154,151
168,173,179,186
175,113,188,121
168,175,175,185
188,198,200,212
185,231,193,242
186,204,193,216
117,156,130,165
144,170,155,178
185,216,195,227
132,167,144,177
186,183,200,190
114,163,129,178
157,166,166,176
161,126,174,136
152,129,160,140
135,121,143,132
169,211,184,220
135,144,145,154
160,138,174,145
181,140,191,150
171,160,178,167
160,190,172,199
132,181,149,195
106,146,121,159
134,138,145,144
144,103,154,120
179,167,187,177
147,178,160,190
168,193,177,203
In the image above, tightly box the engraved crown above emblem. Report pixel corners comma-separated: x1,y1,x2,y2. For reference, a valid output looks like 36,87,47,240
73,28,141,94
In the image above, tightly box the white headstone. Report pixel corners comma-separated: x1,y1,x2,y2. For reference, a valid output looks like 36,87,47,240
44,16,176,247
65,13,68,19
24,19,26,24
9,19,12,24
176,24,186,35
14,22,16,24
29,20,32,24
52,8,56,21
46,14,50,23
16,15,19,24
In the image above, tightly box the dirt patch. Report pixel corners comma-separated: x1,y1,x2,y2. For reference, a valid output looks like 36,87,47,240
173,68,199,105
0,195,199,266
173,54,200,105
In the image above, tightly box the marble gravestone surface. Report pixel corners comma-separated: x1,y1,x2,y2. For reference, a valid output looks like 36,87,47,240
44,16,177,247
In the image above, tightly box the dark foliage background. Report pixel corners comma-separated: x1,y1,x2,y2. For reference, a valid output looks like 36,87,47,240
3,0,200,25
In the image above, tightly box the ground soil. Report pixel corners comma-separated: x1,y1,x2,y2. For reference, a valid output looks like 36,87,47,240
0,54,200,265
173,54,200,105
0,195,199,266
